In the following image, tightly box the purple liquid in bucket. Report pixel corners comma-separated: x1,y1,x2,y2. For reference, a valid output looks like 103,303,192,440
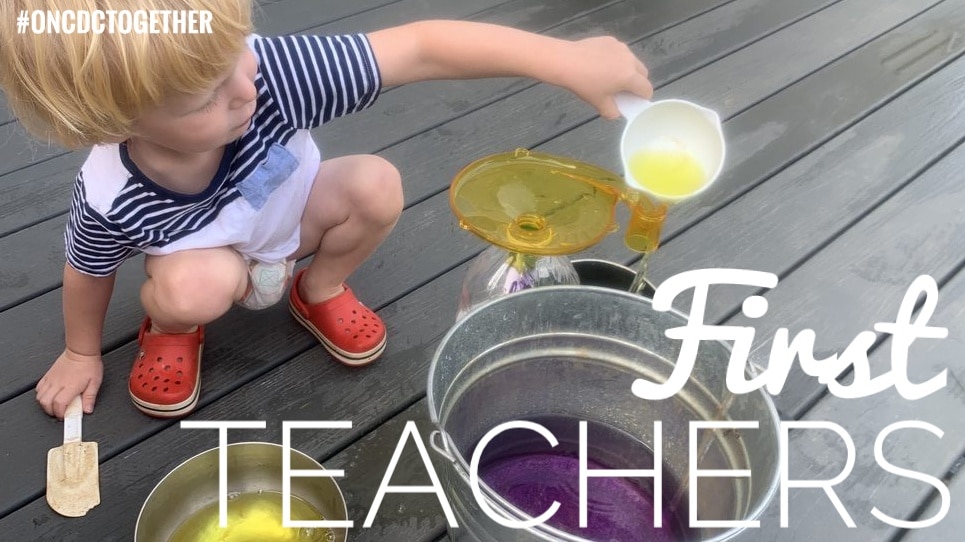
474,417,692,541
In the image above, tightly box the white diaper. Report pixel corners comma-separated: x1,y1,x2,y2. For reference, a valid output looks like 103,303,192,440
238,259,295,310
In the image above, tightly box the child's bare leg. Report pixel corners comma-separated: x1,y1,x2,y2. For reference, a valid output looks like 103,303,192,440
131,247,247,417
141,247,249,332
294,155,403,302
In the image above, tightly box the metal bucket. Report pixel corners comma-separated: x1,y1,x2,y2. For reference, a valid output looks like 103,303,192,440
135,442,349,542
427,286,780,541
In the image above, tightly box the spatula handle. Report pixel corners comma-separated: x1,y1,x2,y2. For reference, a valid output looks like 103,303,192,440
64,396,83,444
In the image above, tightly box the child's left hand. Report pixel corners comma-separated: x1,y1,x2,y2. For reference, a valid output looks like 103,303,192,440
556,36,653,120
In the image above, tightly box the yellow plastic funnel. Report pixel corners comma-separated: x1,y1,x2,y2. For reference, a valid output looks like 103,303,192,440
450,149,664,255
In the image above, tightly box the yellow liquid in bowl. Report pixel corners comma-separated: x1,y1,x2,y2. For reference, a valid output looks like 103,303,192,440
168,491,334,542
628,147,706,198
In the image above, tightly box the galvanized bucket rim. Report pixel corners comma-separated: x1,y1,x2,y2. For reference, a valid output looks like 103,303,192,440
134,441,348,541
428,284,693,425
426,284,782,542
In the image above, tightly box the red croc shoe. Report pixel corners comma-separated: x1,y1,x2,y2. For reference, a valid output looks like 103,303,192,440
288,269,386,366
129,317,204,418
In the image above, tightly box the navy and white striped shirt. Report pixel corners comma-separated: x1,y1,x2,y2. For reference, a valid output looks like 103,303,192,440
65,33,381,276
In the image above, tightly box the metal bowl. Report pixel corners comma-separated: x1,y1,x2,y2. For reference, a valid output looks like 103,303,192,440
135,442,348,542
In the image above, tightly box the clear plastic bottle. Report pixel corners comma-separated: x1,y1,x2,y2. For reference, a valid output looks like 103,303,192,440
456,245,579,321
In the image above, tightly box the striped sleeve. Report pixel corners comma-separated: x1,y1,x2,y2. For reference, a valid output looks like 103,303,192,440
253,34,381,129
64,175,134,277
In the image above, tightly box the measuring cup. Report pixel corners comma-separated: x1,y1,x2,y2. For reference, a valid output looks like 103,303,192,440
615,93,725,203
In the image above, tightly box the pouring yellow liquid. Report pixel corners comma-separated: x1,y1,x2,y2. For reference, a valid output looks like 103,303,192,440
168,491,334,542
627,143,706,199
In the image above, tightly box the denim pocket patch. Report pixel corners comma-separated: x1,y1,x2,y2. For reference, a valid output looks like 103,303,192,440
237,142,299,210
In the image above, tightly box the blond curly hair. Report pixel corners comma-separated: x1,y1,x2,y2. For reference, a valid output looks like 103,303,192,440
0,0,252,148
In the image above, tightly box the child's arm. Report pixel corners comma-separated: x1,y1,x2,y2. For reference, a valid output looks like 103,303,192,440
35,264,114,419
367,21,652,119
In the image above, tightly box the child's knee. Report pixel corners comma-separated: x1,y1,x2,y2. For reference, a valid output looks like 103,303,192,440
144,249,246,318
351,157,403,226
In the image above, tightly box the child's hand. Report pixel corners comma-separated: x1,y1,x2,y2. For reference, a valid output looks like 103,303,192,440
557,36,653,120
35,349,103,419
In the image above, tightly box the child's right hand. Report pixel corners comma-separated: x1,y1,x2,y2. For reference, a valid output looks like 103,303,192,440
35,349,103,419
555,36,653,120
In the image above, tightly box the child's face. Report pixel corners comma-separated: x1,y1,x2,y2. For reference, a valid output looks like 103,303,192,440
132,47,258,153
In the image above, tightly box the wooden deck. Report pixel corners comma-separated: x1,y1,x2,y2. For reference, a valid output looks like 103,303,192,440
1,0,964,540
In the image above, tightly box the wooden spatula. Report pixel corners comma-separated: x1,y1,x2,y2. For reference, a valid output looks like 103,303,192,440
46,396,100,517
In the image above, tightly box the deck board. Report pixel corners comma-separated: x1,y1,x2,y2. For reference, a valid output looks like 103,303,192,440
1,0,963,539
0,0,814,405
754,250,965,538
903,456,965,541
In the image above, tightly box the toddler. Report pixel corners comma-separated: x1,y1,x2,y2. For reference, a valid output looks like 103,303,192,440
0,0,653,419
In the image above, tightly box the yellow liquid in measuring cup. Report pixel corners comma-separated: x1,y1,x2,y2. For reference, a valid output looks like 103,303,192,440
628,146,706,198
168,491,334,542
